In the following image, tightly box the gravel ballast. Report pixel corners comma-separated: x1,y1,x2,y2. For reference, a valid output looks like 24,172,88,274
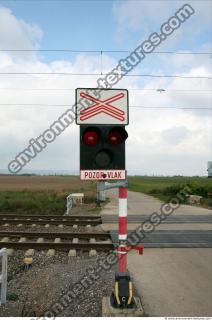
0,251,116,317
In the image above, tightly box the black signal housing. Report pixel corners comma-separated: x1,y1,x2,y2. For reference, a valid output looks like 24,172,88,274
80,125,128,170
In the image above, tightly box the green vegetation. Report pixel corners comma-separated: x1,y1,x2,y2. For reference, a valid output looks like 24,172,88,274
128,176,212,208
88,207,102,214
88,197,110,214
0,190,65,215
0,189,96,215
0,176,211,213
7,293,19,301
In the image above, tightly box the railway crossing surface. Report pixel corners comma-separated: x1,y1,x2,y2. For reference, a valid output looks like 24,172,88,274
100,189,212,316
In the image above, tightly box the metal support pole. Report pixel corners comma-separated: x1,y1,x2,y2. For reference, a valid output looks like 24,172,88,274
118,186,128,272
65,194,73,215
110,182,144,308
96,182,101,207
0,248,7,305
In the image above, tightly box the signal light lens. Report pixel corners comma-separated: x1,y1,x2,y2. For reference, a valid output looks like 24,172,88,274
82,130,99,146
108,131,123,145
95,149,113,168
108,127,128,145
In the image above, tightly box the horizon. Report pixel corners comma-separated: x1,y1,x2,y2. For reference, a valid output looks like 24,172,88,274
0,1,211,175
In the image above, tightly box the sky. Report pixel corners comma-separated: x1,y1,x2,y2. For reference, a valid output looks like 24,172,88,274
0,0,211,176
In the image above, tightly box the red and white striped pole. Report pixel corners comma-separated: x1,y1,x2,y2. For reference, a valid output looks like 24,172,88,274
118,186,128,273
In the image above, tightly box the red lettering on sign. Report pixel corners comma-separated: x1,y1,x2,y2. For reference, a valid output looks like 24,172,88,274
107,172,112,178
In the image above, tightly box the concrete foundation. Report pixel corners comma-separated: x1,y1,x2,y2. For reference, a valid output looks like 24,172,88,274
25,249,35,257
68,249,77,257
102,296,144,317
6,249,14,256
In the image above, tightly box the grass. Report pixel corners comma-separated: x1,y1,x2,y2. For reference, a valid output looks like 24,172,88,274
88,197,110,214
0,175,211,214
0,176,96,215
0,190,67,215
6,293,19,301
128,176,212,207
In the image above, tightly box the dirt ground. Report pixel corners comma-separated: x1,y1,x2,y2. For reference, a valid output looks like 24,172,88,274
0,175,95,191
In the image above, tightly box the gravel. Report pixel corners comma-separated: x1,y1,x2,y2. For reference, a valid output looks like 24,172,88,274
0,251,116,317
0,224,100,233
0,209,114,316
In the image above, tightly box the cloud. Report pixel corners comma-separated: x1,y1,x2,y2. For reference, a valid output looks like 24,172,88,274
113,0,173,31
0,6,43,61
161,126,190,145
0,5,211,176
112,0,212,32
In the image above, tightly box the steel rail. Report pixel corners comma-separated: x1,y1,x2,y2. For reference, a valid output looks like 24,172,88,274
0,231,111,239
0,219,101,226
0,214,101,220
0,242,114,251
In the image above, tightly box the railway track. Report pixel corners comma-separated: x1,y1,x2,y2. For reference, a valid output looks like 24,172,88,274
0,215,114,256
0,231,113,255
0,214,101,219
0,214,102,226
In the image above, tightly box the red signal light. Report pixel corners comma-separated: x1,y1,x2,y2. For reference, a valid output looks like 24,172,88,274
82,130,99,146
108,131,123,145
108,127,128,145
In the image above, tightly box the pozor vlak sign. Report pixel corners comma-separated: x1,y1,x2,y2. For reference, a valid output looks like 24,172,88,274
76,88,129,180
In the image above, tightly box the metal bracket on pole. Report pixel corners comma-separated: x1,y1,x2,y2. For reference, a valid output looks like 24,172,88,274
96,182,102,207
96,180,128,207
97,180,128,192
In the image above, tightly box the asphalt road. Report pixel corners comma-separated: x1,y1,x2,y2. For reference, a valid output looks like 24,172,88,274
103,214,212,223
110,230,212,248
101,189,212,216
128,248,212,316
101,189,212,232
100,189,212,316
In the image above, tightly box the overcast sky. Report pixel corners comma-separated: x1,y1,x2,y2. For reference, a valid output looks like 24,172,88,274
0,0,211,176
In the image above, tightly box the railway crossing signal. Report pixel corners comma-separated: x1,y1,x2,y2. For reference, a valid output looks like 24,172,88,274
76,87,144,311
76,88,129,180
80,125,128,179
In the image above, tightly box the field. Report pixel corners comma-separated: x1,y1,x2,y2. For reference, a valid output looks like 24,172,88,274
0,175,95,191
0,175,96,215
0,175,212,214
128,176,212,208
